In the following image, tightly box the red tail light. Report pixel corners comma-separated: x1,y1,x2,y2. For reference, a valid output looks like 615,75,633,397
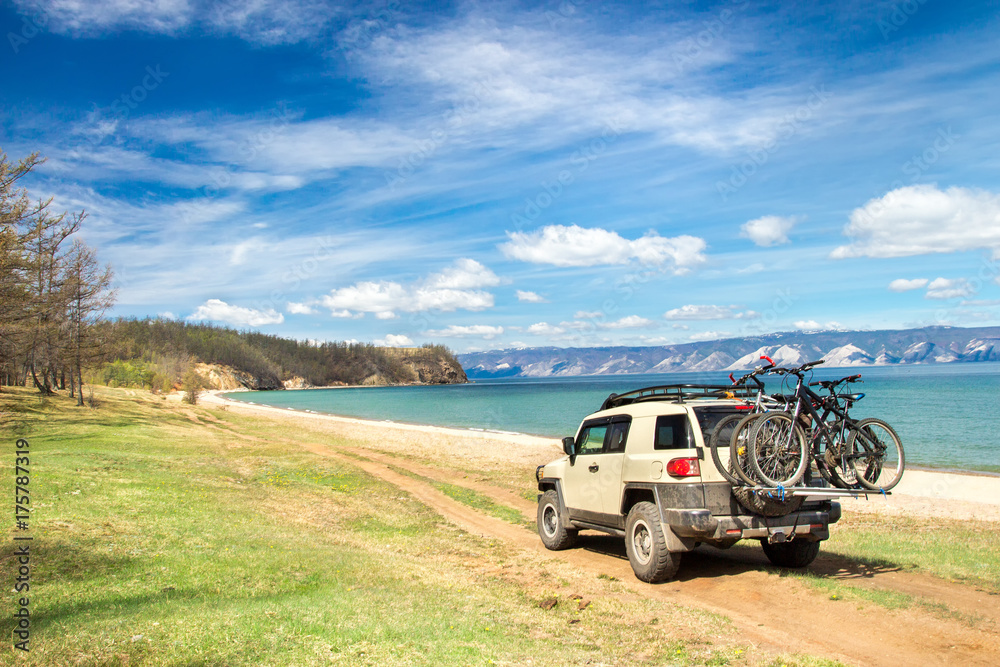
666,457,701,478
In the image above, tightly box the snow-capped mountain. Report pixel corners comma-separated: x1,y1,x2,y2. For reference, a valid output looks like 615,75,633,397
459,326,1000,378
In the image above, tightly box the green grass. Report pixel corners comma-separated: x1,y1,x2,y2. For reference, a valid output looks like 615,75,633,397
431,481,535,530
0,387,792,666
826,512,1000,592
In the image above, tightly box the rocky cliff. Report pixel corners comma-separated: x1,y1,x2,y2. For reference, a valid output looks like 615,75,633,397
193,363,284,391
194,352,467,391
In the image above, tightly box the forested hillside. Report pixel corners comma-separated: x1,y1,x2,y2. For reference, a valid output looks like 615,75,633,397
97,318,467,389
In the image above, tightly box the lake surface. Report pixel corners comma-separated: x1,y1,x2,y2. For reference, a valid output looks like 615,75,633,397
224,363,1000,474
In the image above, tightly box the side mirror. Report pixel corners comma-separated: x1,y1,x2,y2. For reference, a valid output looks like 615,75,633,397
562,436,576,457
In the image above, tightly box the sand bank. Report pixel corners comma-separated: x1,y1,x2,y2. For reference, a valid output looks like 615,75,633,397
202,390,1000,521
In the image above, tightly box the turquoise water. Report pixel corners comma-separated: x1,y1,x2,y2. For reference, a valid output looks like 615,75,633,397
224,363,1000,474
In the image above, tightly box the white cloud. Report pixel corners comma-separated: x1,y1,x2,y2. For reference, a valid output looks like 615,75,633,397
374,334,414,347
17,0,336,44
425,325,504,339
501,224,706,272
527,322,566,335
925,278,974,300
286,302,317,315
158,311,177,320
689,331,729,342
664,304,756,320
515,290,547,303
187,299,284,326
888,278,929,292
320,259,497,318
737,263,766,274
598,315,656,330
794,320,845,330
424,258,501,289
740,215,798,247
574,310,604,319
832,185,1000,259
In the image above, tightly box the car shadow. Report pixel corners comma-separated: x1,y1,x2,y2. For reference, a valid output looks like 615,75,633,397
571,534,904,582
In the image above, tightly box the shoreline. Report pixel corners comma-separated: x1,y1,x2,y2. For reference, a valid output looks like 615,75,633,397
201,390,1000,520
203,390,560,448
216,390,1000,477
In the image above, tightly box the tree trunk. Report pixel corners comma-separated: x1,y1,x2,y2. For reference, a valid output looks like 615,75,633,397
77,365,84,407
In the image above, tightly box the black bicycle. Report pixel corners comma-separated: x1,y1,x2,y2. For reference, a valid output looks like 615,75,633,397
708,357,788,486
747,360,905,490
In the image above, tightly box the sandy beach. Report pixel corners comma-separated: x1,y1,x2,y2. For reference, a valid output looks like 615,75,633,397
201,390,1000,522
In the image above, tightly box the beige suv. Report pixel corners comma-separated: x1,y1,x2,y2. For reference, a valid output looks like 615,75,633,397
535,385,841,582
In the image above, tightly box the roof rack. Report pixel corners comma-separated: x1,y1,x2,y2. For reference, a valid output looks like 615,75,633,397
600,384,755,411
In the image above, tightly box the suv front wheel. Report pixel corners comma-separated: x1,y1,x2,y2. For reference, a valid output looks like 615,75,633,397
537,490,578,550
624,502,680,582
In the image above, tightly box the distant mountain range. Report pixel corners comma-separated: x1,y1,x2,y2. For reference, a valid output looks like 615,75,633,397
457,326,1000,379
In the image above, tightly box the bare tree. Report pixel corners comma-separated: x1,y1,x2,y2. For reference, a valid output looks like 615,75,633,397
63,240,116,406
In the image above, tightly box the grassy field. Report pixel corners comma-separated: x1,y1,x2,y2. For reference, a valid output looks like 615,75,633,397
0,386,818,666
0,385,996,665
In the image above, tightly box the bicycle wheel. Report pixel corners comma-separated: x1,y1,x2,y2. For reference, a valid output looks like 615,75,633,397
818,422,856,489
710,414,746,486
729,413,764,486
748,412,809,487
847,418,905,491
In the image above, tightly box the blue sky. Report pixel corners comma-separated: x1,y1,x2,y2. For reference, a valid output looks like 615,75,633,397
3,0,1000,352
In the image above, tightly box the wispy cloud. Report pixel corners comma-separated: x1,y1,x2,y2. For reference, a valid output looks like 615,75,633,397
664,305,757,321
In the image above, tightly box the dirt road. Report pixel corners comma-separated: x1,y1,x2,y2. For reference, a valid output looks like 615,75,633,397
306,443,1000,667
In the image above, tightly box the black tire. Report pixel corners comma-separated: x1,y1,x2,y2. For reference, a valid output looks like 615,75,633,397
848,418,905,491
710,414,747,486
732,485,804,517
729,413,764,486
760,538,820,568
624,502,680,583
537,489,577,550
748,412,809,487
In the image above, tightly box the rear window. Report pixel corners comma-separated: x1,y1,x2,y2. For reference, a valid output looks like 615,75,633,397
654,415,693,450
692,406,749,443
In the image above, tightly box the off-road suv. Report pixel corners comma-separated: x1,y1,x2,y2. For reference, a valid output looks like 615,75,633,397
535,385,848,583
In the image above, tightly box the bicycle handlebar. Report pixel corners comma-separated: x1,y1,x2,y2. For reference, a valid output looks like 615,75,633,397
808,373,863,389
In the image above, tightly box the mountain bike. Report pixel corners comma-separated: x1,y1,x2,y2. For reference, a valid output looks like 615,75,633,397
747,360,905,490
708,357,788,486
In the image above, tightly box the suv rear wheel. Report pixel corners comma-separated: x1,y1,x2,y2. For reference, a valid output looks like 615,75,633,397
624,502,680,582
537,490,577,550
760,538,820,568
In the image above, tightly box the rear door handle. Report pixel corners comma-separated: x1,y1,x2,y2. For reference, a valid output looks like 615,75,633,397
588,464,599,473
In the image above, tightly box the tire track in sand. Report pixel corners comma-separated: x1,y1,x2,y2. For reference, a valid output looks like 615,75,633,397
298,441,1000,667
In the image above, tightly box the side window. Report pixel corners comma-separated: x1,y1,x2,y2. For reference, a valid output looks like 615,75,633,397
607,420,630,453
577,425,609,455
654,415,692,450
